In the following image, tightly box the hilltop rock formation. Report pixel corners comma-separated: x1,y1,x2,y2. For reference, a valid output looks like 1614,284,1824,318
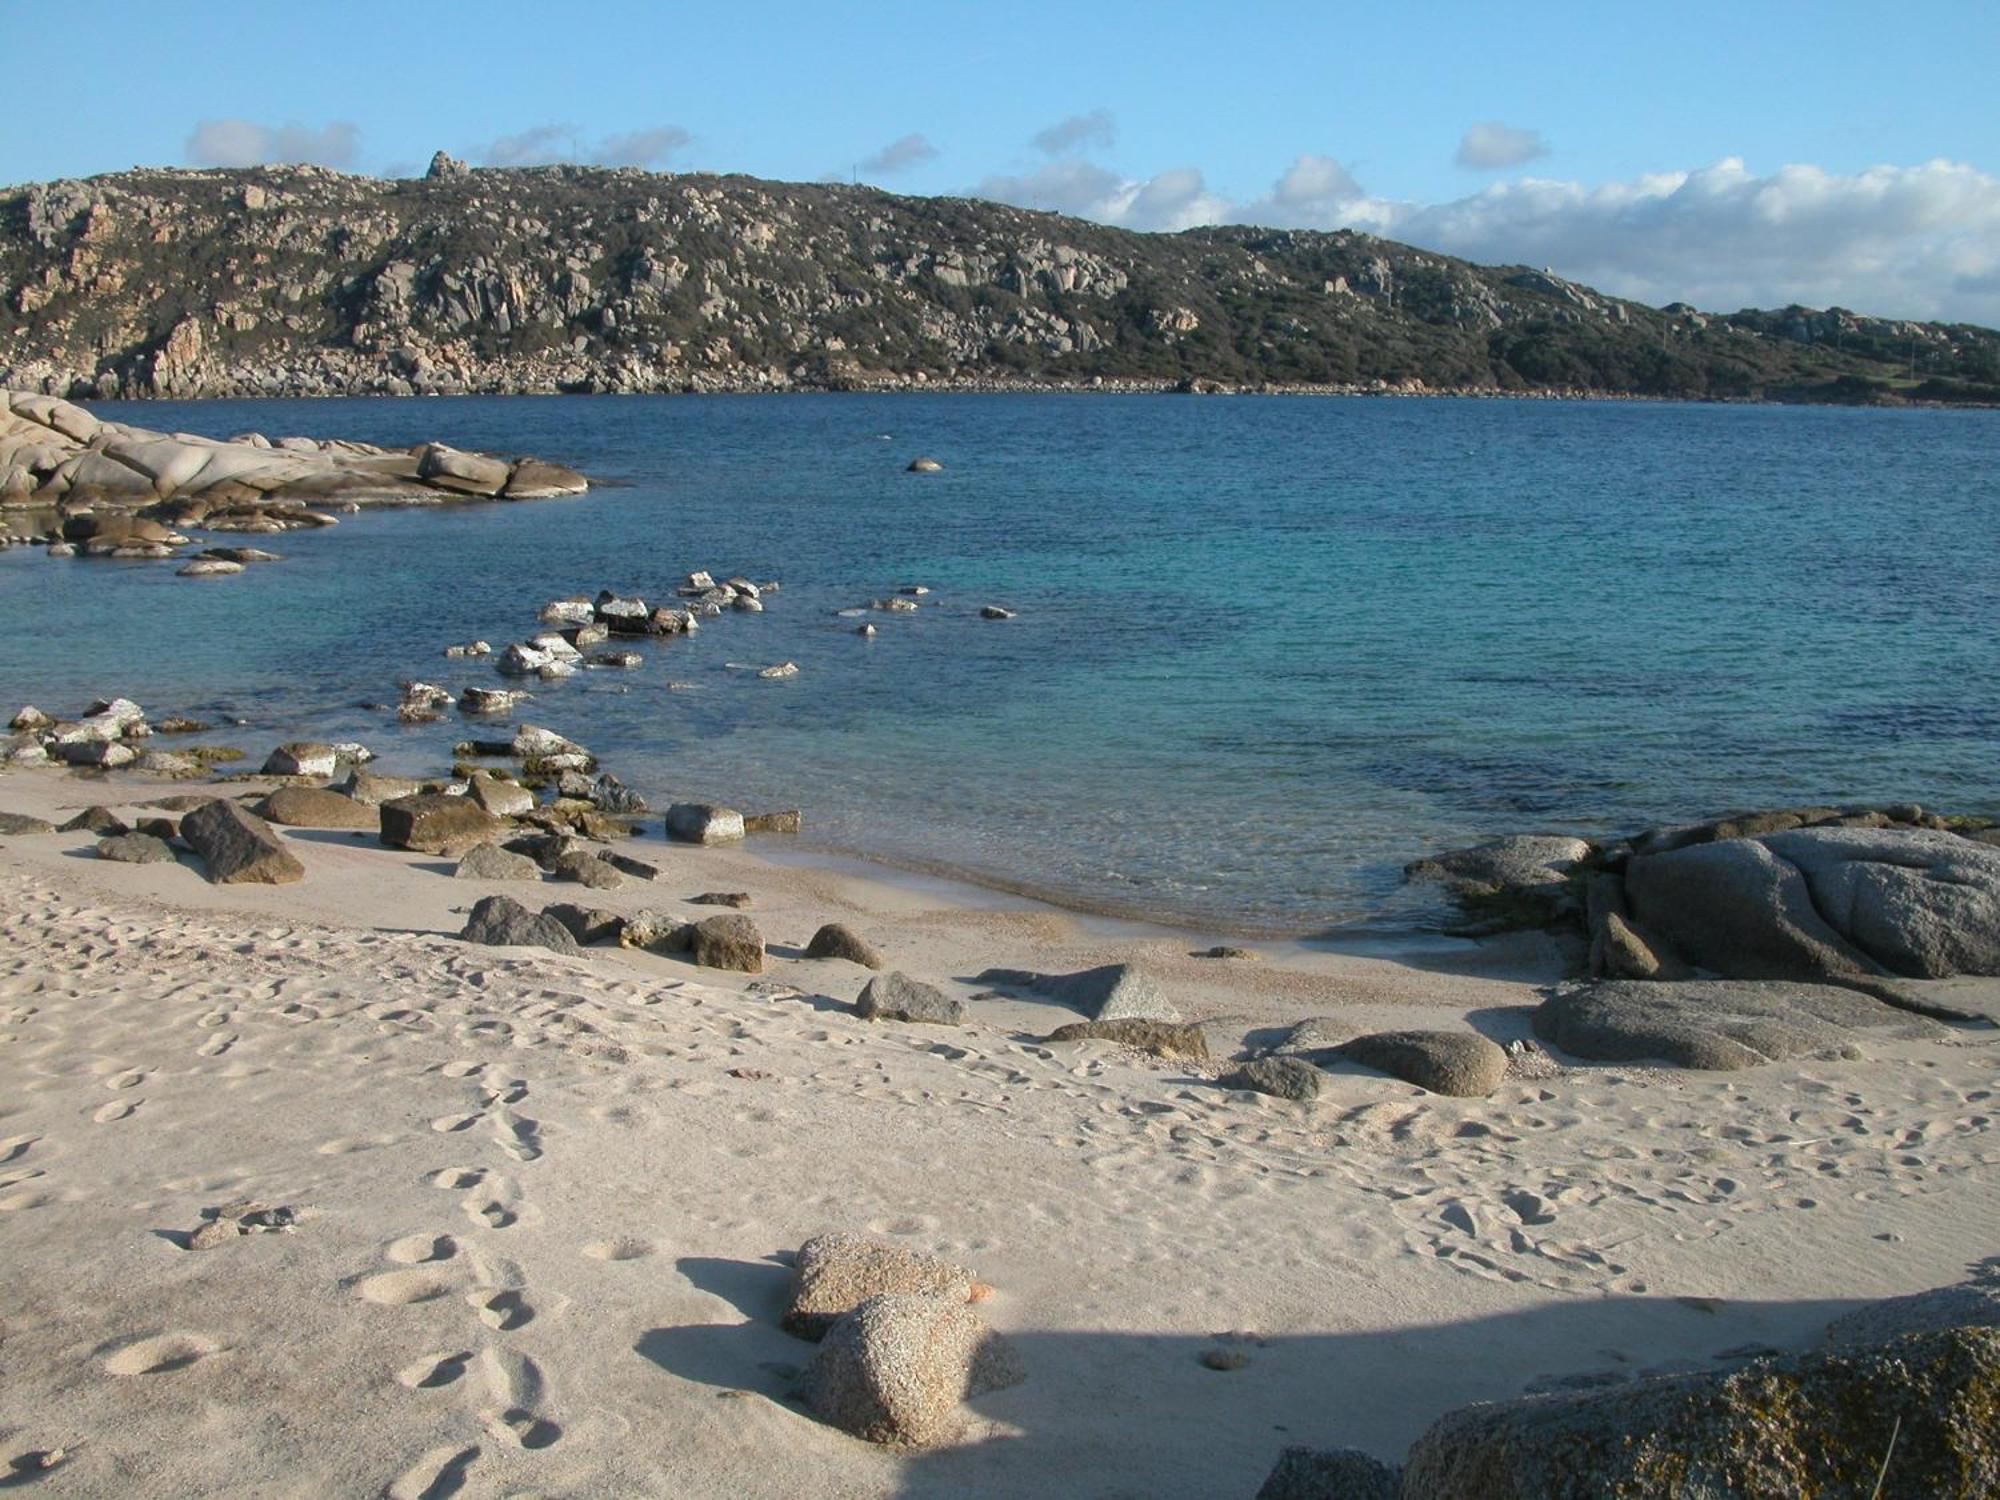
2,164,1994,404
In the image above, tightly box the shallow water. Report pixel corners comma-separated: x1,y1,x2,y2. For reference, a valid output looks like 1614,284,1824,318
3,393,1996,931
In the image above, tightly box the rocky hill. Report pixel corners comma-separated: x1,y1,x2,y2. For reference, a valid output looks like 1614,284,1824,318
3,157,1997,404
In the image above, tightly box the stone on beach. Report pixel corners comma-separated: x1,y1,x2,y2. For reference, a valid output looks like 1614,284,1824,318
96,831,177,865
1040,963,1179,1023
58,806,128,835
552,850,624,890
1221,1056,1323,1101
261,741,338,778
1254,1446,1402,1500
255,785,379,830
341,771,422,805
803,1293,1023,1447
458,894,582,956
468,776,537,818
617,910,687,952
543,903,625,946
378,794,504,857
1334,1030,1510,1097
1044,1018,1210,1061
784,1232,978,1341
805,922,885,968
856,972,964,1025
689,891,751,908
454,842,541,882
689,913,764,972
180,799,305,885
665,803,745,845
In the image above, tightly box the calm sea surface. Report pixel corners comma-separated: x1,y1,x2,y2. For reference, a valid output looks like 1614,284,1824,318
3,394,1996,932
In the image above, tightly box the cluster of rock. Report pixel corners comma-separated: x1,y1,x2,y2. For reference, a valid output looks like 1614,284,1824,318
1409,804,2000,1072
3,696,220,773
1257,1260,2000,1497
0,391,586,555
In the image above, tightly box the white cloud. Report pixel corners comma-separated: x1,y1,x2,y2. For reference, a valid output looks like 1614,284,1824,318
1455,122,1549,171
859,133,939,176
1032,110,1116,156
475,124,689,169
976,150,2000,323
185,119,359,169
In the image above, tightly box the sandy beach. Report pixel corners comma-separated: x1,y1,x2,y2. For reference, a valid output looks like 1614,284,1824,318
1,763,1995,1496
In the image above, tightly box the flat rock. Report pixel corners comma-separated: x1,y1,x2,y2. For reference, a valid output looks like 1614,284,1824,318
802,1294,1023,1447
379,794,504,857
1400,1327,2000,1499
1045,1018,1210,1061
1335,1030,1510,1097
96,832,176,865
805,922,885,968
689,913,764,972
1221,1056,1323,1101
688,891,751,908
665,802,745,844
255,785,378,830
784,1232,977,1340
341,771,422,805
458,895,581,956
180,799,304,885
856,972,963,1025
455,843,541,882
1534,978,1944,1071
552,850,624,889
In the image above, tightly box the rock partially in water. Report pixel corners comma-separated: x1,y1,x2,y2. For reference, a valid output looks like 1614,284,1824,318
665,803,745,845
262,741,337,778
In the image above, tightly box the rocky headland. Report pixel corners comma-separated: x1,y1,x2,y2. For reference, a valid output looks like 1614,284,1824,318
2,161,1996,405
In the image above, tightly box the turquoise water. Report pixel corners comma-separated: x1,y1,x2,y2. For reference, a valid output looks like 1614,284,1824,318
3,394,1997,931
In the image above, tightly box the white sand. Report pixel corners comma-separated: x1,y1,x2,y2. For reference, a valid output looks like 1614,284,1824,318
1,766,1995,1497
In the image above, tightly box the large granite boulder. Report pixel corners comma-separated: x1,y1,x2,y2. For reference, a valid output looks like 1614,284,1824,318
379,794,503,857
1624,827,2000,983
783,1232,976,1341
801,1293,1024,1447
255,785,378,830
855,972,963,1025
1399,1327,2000,1499
180,799,304,884
689,913,763,972
458,895,581,956
261,741,338,778
1335,1030,1510,1097
1534,979,1944,1071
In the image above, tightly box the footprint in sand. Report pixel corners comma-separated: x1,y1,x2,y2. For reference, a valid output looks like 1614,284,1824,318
457,1173,524,1231
472,1289,535,1331
103,1332,221,1375
357,1268,463,1306
395,1350,473,1390
494,1113,543,1163
318,1134,399,1155
427,1167,484,1190
196,1032,237,1058
476,1348,563,1449
582,1237,655,1262
387,1444,479,1500
386,1233,460,1266
430,1114,482,1135
105,1070,147,1091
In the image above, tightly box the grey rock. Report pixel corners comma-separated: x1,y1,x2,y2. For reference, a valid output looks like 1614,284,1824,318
617,909,686,951
784,1231,977,1340
1044,1018,1210,1061
690,913,764,972
180,799,305,885
689,891,751,907
1406,835,1592,911
255,785,378,830
856,972,964,1025
802,1293,1023,1447
978,604,1016,620
97,832,176,864
1400,1327,2000,1500
0,811,56,836
1761,825,2000,979
458,895,581,956
341,771,422,805
1040,963,1178,1023
665,802,746,844
1254,1445,1402,1500
1336,1030,1510,1097
468,776,536,818
454,842,541,881
379,794,504,857
58,805,128,835
552,850,623,889
543,903,624,946
805,922,885,968
1824,1260,2000,1348
1534,978,1943,1070
261,741,337,778
1221,1056,1322,1101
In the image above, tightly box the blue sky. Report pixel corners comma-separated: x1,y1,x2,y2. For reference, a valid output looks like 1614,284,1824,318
9,1,2000,322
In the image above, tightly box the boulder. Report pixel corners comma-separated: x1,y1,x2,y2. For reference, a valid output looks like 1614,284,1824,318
176,558,242,578
132,748,199,777
180,799,305,885
785,1233,977,1341
9,705,53,731
979,605,1016,620
454,843,541,882
1335,1030,1509,1097
1045,1018,1210,1061
805,922,885,968
690,913,764,972
341,771,422,806
803,1294,1022,1447
262,741,337,778
665,803,745,845
1405,835,1592,927
378,794,504,857
552,850,623,890
617,910,687,952
856,972,963,1025
255,785,379,830
744,809,803,834
415,443,511,496
468,776,536,818
459,686,528,715
55,739,137,768
503,459,587,499
97,832,177,865
58,805,128,835
512,724,590,762
1221,1057,1323,1101
1254,1446,1402,1500
906,457,944,473
1040,964,1178,1023
1534,979,1943,1071
1824,1261,2000,1348
1399,1327,2000,1500
457,895,581,957
543,903,624,946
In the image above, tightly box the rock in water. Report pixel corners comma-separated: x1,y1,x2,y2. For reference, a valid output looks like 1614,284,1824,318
458,895,581,957
689,913,764,972
1399,1327,2000,1499
802,1293,1024,1447
1335,1030,1510,1097
1534,978,1943,1071
805,922,885,968
856,972,964,1025
255,786,379,830
784,1232,977,1340
97,832,176,865
378,794,504,857
1044,1018,1211,1061
261,741,338,778
665,803,746,844
454,843,541,881
1221,1057,1323,1101
180,799,305,885
1255,1446,1402,1500
906,457,944,473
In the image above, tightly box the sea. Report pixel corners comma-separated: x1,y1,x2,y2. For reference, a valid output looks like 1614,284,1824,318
3,393,1996,934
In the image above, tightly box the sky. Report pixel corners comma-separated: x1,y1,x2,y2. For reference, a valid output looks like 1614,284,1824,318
8,1,1999,325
